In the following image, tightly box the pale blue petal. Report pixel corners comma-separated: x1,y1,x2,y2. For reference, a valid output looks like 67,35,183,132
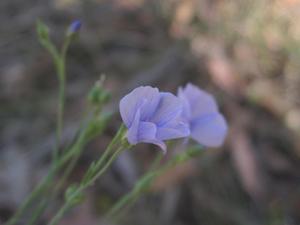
137,121,157,141
150,93,182,126
135,121,167,152
182,83,218,120
190,113,227,147
139,91,161,121
120,86,159,127
140,139,167,153
177,87,191,119
127,109,141,145
156,119,190,140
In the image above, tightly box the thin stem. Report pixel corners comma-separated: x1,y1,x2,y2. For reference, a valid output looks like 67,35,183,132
7,26,77,225
106,151,163,219
48,144,128,225
89,145,127,186
106,146,203,220
19,112,110,225
36,35,65,165
106,190,137,219
25,136,85,225
27,198,47,225
52,111,112,195
54,72,65,163
5,175,51,225
106,172,156,220
47,125,127,225
93,124,126,172
54,119,88,192
55,151,81,192
53,38,70,164
149,152,164,170
5,123,92,225
47,201,70,225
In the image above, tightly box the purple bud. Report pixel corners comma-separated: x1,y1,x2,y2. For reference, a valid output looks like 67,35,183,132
68,20,81,34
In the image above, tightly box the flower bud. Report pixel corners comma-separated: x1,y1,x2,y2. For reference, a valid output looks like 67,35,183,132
37,20,50,43
66,20,82,39
88,77,111,106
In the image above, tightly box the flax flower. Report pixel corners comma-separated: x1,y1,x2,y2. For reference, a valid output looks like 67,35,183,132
120,86,190,151
178,83,227,147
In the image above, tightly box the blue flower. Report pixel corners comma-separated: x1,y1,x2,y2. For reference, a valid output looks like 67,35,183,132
120,86,190,151
178,83,228,147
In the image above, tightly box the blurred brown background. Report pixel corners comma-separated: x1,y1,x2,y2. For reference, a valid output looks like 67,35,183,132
1,0,300,224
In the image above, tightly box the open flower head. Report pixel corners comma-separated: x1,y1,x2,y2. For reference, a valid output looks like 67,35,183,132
178,83,228,147
120,86,190,151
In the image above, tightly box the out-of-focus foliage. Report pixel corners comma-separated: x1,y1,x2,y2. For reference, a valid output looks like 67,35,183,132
171,0,300,134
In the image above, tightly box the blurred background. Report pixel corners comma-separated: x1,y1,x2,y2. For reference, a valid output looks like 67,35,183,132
1,0,300,224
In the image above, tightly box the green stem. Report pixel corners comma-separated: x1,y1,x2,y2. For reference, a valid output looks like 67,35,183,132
56,152,81,192
5,123,92,225
54,121,88,193
93,124,126,172
106,190,137,219
149,152,164,170
106,146,203,220
53,38,70,164
106,150,164,219
20,113,111,225
5,175,51,225
36,33,64,165
27,198,47,225
26,136,85,225
106,171,156,220
48,143,129,225
47,201,70,225
54,113,113,194
47,125,127,225
7,25,80,225
54,71,65,163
